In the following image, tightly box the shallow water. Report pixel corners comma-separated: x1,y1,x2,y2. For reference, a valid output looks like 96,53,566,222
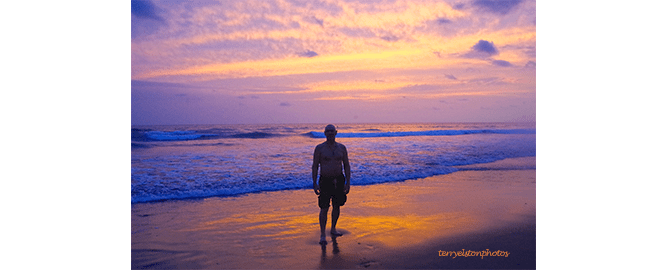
131,122,535,203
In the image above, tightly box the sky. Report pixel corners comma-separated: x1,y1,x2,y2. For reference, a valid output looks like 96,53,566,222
131,0,536,125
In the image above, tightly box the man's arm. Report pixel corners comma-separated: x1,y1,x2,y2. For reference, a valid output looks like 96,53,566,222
342,145,351,194
312,145,320,195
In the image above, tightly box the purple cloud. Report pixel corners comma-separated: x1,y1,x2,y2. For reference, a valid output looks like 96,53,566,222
473,0,523,15
131,0,163,21
461,40,499,59
472,40,498,54
436,18,452,24
299,50,318,57
492,60,512,67
311,16,324,26
380,35,400,42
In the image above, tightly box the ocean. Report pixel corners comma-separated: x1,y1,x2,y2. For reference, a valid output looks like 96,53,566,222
131,122,535,203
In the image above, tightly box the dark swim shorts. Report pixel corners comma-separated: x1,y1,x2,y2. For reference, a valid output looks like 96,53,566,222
318,174,347,209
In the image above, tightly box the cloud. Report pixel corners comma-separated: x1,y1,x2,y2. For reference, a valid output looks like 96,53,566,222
131,0,163,21
310,16,324,26
396,84,444,93
436,18,452,24
279,102,292,107
445,74,458,80
288,0,344,16
131,80,191,89
380,35,400,42
462,40,499,59
472,40,498,54
491,60,512,67
339,27,377,39
467,77,501,85
524,46,536,58
524,61,536,68
299,50,319,58
131,0,166,39
501,44,536,59
473,0,523,15
237,95,261,99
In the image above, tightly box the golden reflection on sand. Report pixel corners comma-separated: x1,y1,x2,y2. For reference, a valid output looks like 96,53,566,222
241,214,315,240
344,213,476,247
195,208,477,248
173,168,533,249
179,211,314,241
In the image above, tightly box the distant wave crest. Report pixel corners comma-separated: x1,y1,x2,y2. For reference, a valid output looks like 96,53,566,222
145,131,218,141
142,130,281,141
307,129,535,138
229,132,277,139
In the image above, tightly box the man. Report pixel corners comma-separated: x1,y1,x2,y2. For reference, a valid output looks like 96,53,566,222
312,124,351,245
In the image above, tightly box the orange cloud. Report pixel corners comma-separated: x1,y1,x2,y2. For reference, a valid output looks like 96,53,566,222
135,48,431,80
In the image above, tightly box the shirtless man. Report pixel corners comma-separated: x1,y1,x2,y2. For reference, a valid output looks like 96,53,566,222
312,124,351,245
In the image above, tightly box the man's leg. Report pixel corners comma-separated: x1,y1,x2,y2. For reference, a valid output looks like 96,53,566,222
319,206,328,244
331,180,345,237
330,205,342,236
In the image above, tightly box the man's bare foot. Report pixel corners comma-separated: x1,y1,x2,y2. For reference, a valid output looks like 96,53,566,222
319,236,327,245
330,230,343,237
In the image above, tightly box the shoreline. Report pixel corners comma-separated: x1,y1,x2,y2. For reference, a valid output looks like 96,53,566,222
132,157,535,269
132,156,536,205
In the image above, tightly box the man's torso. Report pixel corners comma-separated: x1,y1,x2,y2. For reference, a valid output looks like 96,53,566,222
317,142,345,177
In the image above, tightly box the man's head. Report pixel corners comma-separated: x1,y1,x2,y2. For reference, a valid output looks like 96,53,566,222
324,124,337,140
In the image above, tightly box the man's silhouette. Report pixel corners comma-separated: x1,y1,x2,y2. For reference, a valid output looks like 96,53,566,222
312,124,351,245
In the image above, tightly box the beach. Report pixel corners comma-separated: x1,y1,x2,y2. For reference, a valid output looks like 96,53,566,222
132,156,535,269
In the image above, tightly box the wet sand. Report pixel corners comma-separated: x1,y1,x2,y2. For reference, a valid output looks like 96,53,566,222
132,157,535,269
